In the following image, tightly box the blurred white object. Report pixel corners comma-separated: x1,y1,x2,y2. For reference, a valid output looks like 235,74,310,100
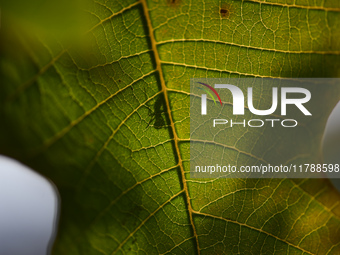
323,101,340,186
0,155,59,255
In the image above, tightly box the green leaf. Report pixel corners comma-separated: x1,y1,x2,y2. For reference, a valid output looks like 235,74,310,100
1,0,340,254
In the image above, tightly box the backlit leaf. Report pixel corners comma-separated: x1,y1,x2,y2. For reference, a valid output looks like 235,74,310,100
1,0,340,254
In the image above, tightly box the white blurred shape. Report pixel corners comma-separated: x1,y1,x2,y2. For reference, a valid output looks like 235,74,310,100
0,155,59,255
323,101,340,187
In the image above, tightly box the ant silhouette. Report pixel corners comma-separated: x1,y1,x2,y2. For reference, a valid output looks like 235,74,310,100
145,95,168,129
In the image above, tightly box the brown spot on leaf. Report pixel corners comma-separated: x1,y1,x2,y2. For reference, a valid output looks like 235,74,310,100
220,8,228,16
219,4,232,19
167,0,181,7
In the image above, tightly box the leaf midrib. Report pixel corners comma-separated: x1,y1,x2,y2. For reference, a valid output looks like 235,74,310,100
140,0,201,253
